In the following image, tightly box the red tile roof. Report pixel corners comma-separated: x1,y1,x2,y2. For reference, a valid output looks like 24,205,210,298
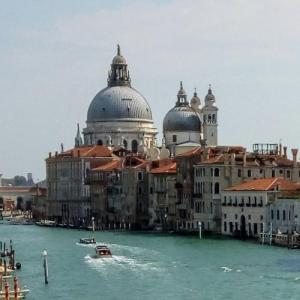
225,177,300,192
150,162,177,174
52,145,113,158
92,160,122,171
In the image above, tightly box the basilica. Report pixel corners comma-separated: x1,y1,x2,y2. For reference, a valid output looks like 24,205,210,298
79,45,219,153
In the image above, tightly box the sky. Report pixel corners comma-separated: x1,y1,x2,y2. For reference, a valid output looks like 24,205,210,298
1,0,300,181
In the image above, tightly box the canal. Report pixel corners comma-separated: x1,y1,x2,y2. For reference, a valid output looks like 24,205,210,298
1,223,300,299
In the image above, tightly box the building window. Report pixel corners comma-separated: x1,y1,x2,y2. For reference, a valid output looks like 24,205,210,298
271,209,274,220
97,139,103,145
277,210,280,220
260,215,263,221
229,222,233,233
150,187,153,194
224,213,227,219
235,214,238,219
172,135,177,143
138,172,143,181
272,170,275,177
138,187,142,195
283,210,286,221
214,182,220,194
214,168,220,177
247,170,252,177
248,215,251,220
238,169,242,177
224,222,227,232
132,140,138,153
287,170,291,178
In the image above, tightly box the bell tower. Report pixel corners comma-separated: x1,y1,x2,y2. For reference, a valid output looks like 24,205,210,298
202,85,218,146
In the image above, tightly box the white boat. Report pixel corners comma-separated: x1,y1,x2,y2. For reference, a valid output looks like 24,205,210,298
94,245,112,258
79,238,96,244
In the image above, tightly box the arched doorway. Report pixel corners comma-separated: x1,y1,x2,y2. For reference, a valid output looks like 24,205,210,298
131,140,138,153
16,197,23,211
123,139,128,149
97,139,103,145
240,215,246,238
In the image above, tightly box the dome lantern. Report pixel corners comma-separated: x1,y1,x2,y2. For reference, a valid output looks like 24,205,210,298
176,81,189,106
108,45,131,87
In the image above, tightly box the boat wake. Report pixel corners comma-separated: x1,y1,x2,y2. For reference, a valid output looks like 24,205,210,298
84,254,161,274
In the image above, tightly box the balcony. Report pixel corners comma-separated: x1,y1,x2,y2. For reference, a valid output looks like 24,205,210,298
246,203,251,207
221,203,226,206
233,203,237,207
239,203,244,207
252,204,257,207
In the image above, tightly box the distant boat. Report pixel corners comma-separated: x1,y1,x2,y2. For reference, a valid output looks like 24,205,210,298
79,238,96,244
35,220,56,227
94,245,112,258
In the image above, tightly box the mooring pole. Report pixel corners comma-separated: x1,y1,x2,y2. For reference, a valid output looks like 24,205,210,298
92,217,95,232
42,250,49,284
198,221,202,239
13,276,18,300
262,222,265,245
269,222,273,246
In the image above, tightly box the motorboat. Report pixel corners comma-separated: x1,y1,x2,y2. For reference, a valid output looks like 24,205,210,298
95,245,112,258
79,238,96,244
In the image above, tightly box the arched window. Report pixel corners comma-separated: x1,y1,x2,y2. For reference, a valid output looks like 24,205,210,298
212,114,216,123
214,182,220,194
97,139,103,145
208,114,212,123
214,168,220,177
172,135,177,143
123,139,128,149
131,140,138,153
283,210,286,221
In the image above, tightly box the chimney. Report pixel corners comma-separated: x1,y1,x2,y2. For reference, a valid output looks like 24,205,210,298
230,153,236,166
283,146,287,158
206,148,210,160
279,143,282,156
55,151,58,157
291,148,298,167
49,152,52,158
243,151,247,167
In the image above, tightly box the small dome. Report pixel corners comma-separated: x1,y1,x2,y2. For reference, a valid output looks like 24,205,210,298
205,85,215,103
112,55,127,65
163,106,201,131
87,86,152,122
190,90,201,106
177,81,187,97
112,44,127,65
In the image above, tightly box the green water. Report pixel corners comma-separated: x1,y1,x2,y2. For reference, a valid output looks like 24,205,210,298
0,223,299,300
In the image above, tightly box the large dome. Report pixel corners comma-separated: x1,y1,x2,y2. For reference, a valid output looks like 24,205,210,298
87,86,153,122
163,106,201,131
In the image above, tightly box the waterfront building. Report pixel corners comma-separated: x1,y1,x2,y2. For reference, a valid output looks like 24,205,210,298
83,45,158,151
46,145,114,224
0,186,37,211
268,191,300,234
193,144,300,234
86,154,150,229
148,158,177,230
221,177,299,238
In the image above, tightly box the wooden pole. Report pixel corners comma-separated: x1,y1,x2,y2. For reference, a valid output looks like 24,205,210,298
13,277,18,300
4,281,9,300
